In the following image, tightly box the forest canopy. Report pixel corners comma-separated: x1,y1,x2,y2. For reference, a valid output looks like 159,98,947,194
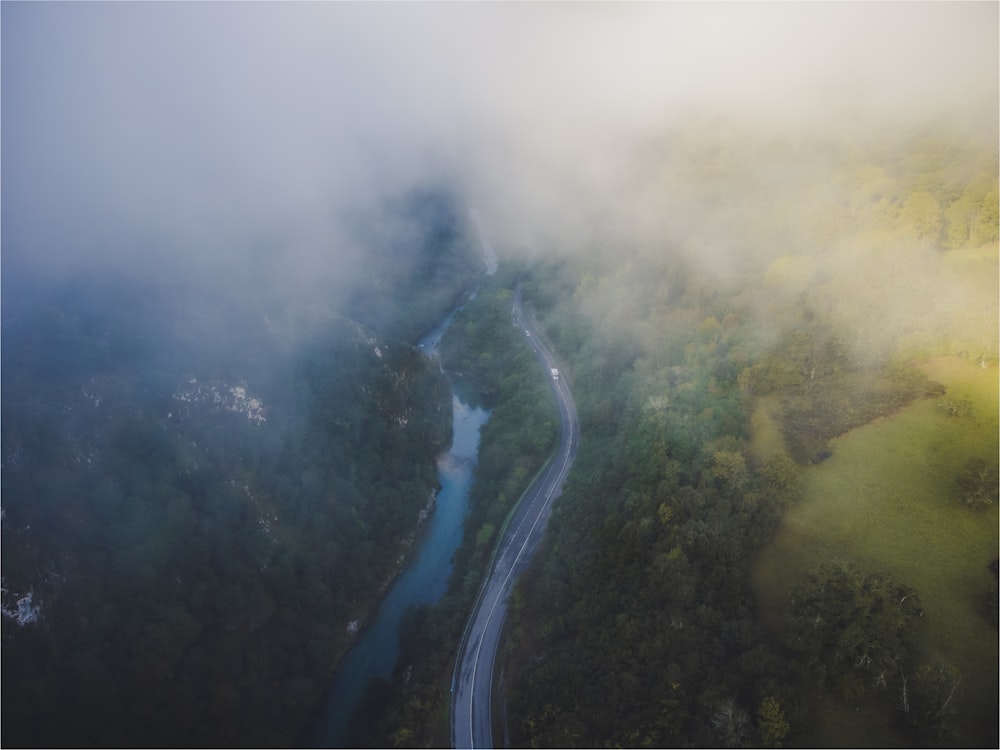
1,190,484,747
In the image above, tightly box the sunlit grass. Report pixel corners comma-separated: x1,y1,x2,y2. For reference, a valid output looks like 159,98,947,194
753,356,998,745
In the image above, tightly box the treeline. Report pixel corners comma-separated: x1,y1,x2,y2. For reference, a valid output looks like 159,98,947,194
0,190,481,746
739,323,941,463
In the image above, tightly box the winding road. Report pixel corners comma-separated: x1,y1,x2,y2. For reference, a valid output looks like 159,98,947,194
450,285,579,749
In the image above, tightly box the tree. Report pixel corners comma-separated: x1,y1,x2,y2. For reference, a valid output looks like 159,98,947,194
955,456,998,507
973,185,999,245
756,696,790,747
900,660,961,744
945,189,982,248
788,562,923,698
901,190,943,248
711,698,750,748
704,449,748,497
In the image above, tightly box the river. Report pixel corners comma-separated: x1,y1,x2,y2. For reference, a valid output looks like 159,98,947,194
305,302,490,747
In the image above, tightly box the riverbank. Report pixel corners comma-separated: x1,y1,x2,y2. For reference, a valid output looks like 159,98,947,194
304,316,492,746
340,269,563,747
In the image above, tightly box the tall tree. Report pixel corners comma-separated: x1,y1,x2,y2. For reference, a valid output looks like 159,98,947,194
788,562,923,699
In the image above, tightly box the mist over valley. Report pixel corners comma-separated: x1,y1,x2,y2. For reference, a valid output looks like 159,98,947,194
2,3,997,747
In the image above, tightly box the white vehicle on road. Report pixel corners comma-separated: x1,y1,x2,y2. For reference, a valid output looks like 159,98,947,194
452,286,579,750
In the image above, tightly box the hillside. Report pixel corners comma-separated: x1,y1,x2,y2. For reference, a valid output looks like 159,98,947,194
0,191,483,747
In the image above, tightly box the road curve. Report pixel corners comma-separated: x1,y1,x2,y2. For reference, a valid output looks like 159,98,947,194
450,285,579,749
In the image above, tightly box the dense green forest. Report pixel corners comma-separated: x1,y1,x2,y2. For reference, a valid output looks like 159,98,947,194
0,191,484,746
4,116,995,748
500,125,998,747
351,124,997,748
4,4,995,747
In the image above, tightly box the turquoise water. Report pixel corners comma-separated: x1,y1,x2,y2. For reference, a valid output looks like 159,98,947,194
306,313,489,746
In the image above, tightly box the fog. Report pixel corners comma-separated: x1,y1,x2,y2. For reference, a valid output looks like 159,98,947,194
1,6,996,745
3,1,997,313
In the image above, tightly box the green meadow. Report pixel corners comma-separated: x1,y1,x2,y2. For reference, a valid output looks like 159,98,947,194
753,355,998,746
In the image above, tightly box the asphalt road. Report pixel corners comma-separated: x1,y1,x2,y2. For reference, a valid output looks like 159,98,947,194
450,286,579,749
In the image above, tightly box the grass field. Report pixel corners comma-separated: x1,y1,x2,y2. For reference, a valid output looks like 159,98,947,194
752,355,998,746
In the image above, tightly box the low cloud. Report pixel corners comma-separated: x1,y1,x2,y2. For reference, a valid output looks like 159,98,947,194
3,2,996,299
